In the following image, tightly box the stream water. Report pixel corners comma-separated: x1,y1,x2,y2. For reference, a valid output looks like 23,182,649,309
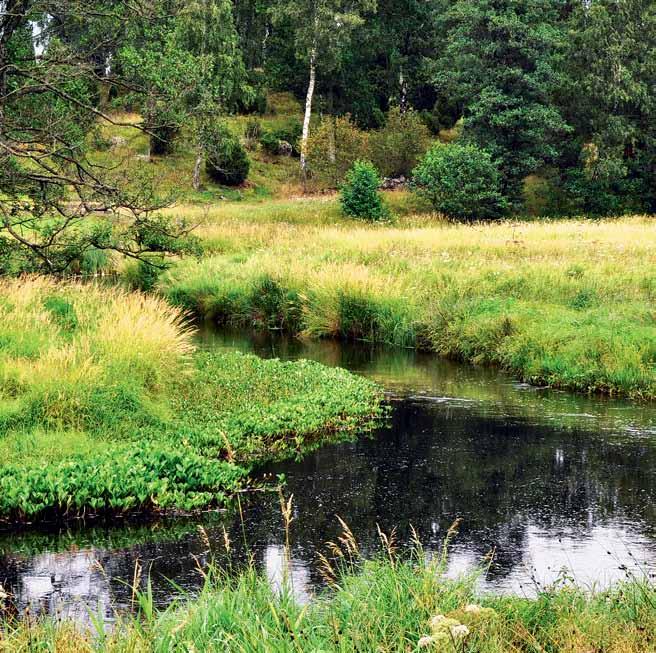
1,328,656,623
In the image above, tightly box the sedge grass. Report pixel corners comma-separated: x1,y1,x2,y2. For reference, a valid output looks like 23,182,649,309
3,521,656,653
158,210,656,399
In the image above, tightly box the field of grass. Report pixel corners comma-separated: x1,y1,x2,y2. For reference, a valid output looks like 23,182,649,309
0,278,382,522
156,205,656,399
3,530,656,652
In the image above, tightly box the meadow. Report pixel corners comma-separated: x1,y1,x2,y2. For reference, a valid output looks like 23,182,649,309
88,100,656,402
0,278,383,522
157,201,656,400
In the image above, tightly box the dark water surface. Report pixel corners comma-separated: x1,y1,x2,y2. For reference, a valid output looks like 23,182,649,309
2,329,656,622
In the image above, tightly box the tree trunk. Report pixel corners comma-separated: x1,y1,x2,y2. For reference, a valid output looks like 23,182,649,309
300,47,317,184
399,66,408,113
192,147,203,191
327,87,336,163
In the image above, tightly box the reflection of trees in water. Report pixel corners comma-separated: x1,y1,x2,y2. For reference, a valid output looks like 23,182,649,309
2,398,656,617
239,400,656,586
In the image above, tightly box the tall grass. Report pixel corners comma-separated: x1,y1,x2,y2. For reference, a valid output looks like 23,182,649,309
159,213,656,399
0,278,383,522
3,519,656,652
0,277,193,431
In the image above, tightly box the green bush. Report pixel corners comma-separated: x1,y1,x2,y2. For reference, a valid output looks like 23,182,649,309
412,143,508,220
340,160,389,221
244,118,263,149
260,119,303,156
260,130,283,155
146,102,182,156
205,123,250,186
369,107,431,178
306,115,369,188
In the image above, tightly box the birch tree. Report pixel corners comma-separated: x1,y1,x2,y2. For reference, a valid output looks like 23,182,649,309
271,0,376,178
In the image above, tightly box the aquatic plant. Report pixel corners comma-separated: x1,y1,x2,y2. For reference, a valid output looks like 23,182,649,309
0,279,384,522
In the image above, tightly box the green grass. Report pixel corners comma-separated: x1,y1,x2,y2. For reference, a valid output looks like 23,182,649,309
3,535,656,652
156,211,656,399
0,278,383,522
90,94,307,204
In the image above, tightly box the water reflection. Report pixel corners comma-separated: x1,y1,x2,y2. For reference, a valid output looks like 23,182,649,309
1,331,655,621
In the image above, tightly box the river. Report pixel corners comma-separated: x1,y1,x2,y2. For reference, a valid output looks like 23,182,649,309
1,328,655,622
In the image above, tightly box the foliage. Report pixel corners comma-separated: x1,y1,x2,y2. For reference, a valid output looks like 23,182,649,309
0,278,383,522
340,161,389,221
260,119,303,156
435,0,569,203
0,2,198,273
146,101,184,156
369,107,431,177
411,143,508,220
560,0,656,215
243,118,263,149
205,123,251,186
306,115,369,187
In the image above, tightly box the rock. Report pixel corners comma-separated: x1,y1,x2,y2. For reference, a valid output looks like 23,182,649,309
110,135,127,149
277,140,293,156
381,175,407,190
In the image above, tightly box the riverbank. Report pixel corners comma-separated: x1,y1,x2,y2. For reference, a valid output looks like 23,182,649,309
0,278,383,523
3,549,655,652
158,209,656,399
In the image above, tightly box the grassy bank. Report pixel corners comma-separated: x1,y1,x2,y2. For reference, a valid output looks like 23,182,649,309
3,542,655,652
158,209,656,399
0,278,382,523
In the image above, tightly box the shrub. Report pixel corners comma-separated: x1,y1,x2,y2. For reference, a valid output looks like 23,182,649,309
340,160,389,221
412,143,508,220
260,130,283,155
306,115,369,188
260,119,303,156
146,102,182,156
244,119,263,150
205,123,250,186
369,107,431,178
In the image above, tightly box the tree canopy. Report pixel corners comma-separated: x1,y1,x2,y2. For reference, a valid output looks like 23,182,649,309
1,0,655,272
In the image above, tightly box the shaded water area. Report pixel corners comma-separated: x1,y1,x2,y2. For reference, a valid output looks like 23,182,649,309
2,328,656,623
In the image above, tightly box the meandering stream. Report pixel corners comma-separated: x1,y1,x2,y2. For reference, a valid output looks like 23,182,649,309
1,328,656,622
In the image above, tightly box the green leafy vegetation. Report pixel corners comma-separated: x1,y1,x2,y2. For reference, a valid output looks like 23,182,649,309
0,278,383,522
204,123,251,186
340,161,389,221
412,143,508,220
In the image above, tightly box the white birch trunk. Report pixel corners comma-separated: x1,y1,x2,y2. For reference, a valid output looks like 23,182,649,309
192,148,203,191
300,48,317,179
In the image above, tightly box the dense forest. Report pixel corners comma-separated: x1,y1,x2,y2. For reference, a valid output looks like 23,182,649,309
1,0,655,272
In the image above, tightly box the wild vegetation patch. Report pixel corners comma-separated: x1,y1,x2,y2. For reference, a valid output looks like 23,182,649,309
159,211,656,399
0,279,383,522
3,529,656,652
